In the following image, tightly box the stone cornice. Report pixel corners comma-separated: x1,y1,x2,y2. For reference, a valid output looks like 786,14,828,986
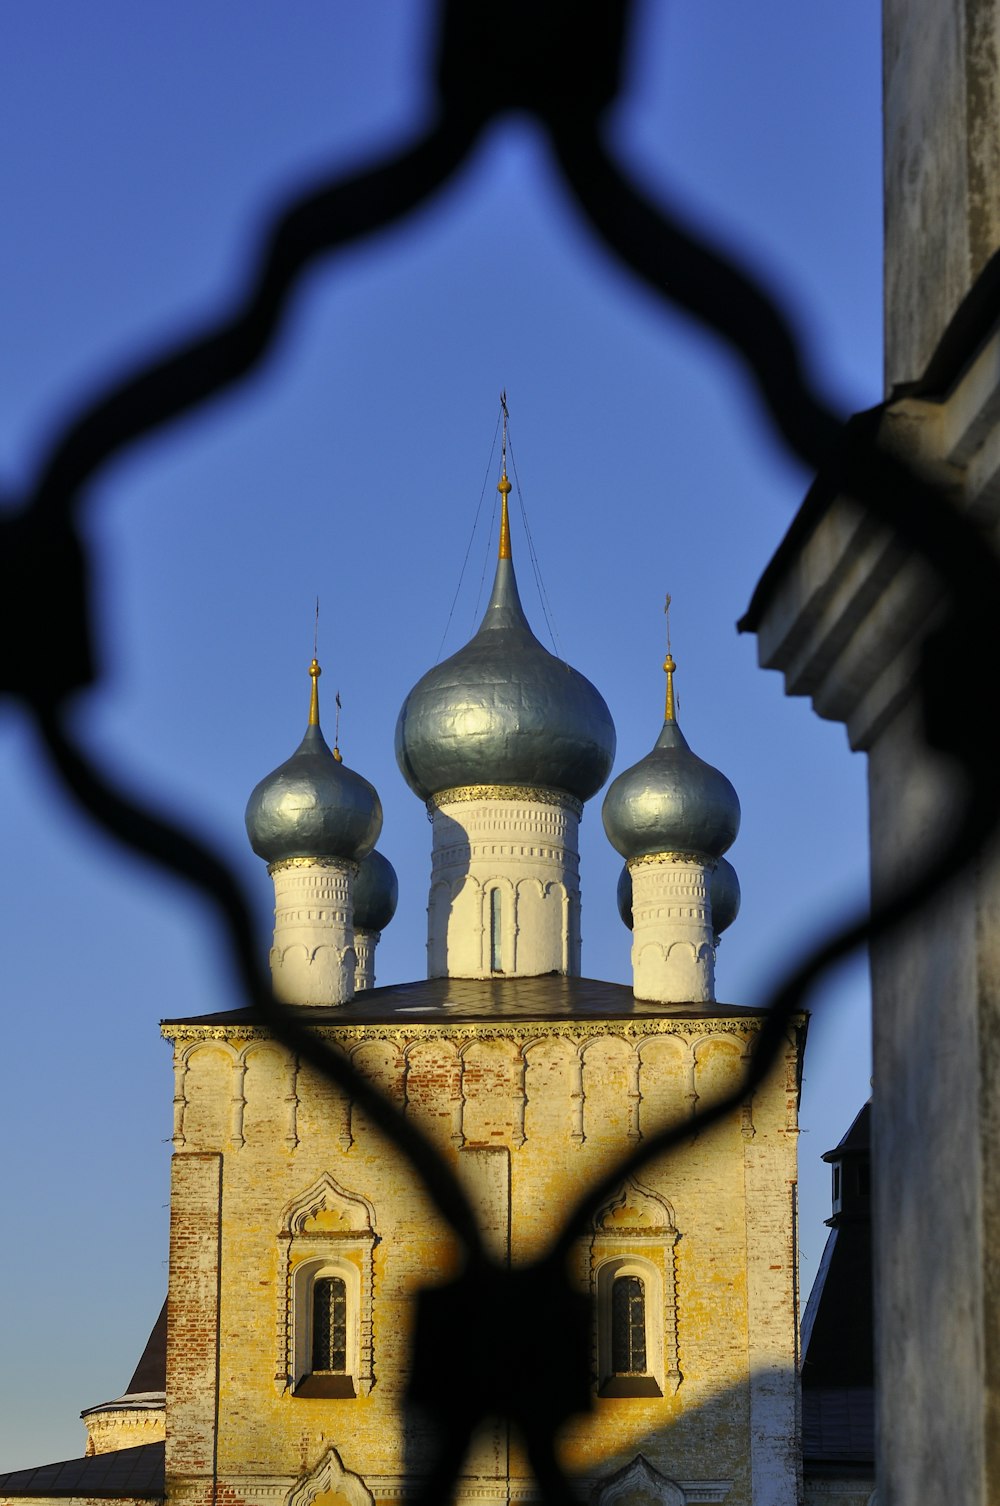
743,314,1000,750
160,1015,804,1047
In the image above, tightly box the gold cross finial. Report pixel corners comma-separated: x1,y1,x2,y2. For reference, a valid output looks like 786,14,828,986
663,594,676,721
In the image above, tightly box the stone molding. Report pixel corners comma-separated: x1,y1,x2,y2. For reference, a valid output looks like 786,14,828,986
163,1019,805,1156
427,784,584,817
593,1455,685,1506
748,317,1000,749
286,1447,373,1506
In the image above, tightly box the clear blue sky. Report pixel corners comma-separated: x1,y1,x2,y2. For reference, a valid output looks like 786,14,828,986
0,2,880,1470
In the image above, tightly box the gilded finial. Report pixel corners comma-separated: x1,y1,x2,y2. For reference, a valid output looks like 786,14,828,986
498,389,512,559
663,594,676,721
308,657,321,727
498,471,512,559
664,652,677,722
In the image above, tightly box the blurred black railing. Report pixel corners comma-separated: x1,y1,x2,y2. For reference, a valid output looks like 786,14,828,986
5,4,1000,1503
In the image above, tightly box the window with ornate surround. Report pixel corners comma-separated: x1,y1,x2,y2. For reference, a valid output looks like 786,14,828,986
591,1178,680,1398
277,1172,378,1398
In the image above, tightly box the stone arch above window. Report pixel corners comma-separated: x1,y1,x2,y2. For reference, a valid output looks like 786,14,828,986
286,1446,373,1506
594,1455,686,1506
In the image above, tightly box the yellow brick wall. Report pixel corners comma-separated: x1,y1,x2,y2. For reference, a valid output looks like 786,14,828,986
163,1013,802,1506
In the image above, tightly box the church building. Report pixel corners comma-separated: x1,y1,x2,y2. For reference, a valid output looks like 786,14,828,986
0,461,806,1506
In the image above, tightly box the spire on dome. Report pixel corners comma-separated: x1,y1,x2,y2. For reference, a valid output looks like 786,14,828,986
663,594,676,722
498,389,512,559
394,404,616,806
308,657,321,727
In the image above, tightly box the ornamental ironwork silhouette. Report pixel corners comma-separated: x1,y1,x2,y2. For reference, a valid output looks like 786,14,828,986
5,3,999,1504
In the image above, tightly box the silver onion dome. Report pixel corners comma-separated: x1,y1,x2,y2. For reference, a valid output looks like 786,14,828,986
616,856,740,938
353,849,399,933
246,660,382,865
395,474,616,803
602,655,740,862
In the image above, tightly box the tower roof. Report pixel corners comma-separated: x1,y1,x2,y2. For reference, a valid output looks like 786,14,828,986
395,470,615,804
246,659,382,865
602,650,740,862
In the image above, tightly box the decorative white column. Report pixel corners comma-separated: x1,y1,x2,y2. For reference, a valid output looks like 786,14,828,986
426,785,582,979
353,929,381,990
629,854,715,1004
268,857,357,1005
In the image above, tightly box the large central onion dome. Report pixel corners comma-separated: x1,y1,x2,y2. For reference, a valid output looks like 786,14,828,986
395,473,616,803
603,653,740,861
246,659,382,865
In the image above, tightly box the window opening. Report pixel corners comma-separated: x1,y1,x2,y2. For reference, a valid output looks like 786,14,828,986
490,889,503,972
611,1275,647,1374
312,1276,347,1372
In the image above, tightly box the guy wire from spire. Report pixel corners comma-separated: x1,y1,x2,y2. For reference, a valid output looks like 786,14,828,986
506,427,565,663
435,406,502,662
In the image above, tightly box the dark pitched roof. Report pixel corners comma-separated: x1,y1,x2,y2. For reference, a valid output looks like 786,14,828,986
0,1443,164,1499
125,1301,166,1396
823,1100,871,1161
163,974,767,1028
801,1101,874,1469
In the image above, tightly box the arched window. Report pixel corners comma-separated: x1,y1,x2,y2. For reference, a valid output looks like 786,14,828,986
490,888,503,972
611,1275,647,1375
311,1276,348,1373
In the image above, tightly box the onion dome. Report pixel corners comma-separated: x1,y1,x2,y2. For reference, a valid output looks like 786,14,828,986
246,659,382,865
710,856,741,937
616,855,740,937
353,849,399,933
603,651,740,861
395,468,616,803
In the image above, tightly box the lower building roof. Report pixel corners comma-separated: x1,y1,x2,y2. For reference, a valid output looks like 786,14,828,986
0,1443,164,1500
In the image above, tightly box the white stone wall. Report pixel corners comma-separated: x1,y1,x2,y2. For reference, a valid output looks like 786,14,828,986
269,857,357,1005
353,929,380,991
426,790,581,978
630,857,715,1004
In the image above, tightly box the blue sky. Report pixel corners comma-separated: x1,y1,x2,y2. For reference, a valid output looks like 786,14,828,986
0,2,880,1470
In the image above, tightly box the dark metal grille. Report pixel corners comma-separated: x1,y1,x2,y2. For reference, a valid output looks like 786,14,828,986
312,1278,348,1374
5,2,1000,1503
611,1276,646,1376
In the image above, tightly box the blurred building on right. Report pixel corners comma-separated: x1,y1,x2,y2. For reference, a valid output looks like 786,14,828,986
743,6,1000,1502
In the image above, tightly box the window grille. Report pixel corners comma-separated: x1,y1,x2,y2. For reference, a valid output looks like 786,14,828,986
611,1276,646,1376
312,1277,348,1374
